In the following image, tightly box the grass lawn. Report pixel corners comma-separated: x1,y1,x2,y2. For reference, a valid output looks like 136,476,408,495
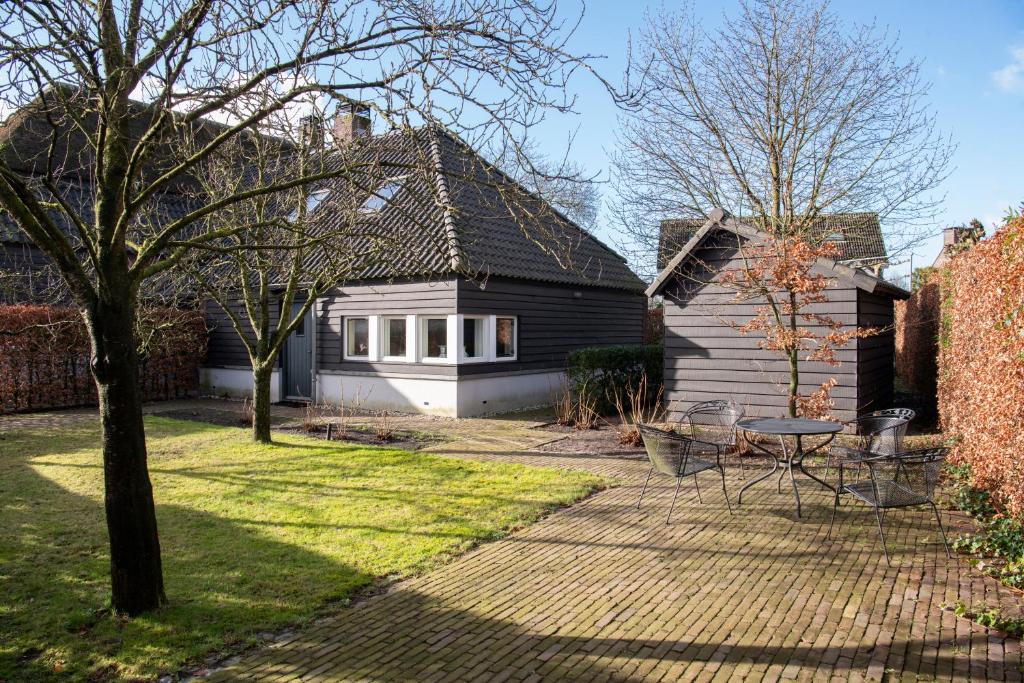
0,416,603,681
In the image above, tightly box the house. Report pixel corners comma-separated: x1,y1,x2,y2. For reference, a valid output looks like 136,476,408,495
203,116,646,416
647,209,909,422
931,221,985,268
1,95,646,416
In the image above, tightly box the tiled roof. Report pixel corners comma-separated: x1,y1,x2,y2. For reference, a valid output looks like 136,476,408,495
658,213,887,270
308,127,644,291
1,93,642,292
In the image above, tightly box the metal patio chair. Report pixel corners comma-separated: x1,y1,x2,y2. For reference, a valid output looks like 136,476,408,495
680,400,747,477
824,414,911,480
827,447,951,566
869,408,917,422
636,423,732,523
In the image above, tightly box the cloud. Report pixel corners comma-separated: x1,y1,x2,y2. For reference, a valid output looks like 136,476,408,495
992,46,1024,93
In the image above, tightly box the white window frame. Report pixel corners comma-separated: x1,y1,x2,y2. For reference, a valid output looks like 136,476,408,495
458,315,489,363
380,315,414,362
419,315,454,364
343,315,378,361
492,314,518,362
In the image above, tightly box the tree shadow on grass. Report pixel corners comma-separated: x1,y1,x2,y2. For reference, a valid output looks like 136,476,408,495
0,436,370,682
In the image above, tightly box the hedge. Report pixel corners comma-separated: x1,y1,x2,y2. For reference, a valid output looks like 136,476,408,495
938,214,1024,518
0,305,207,414
567,344,662,412
894,271,941,403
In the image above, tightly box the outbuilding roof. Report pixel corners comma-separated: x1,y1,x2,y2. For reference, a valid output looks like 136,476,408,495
647,209,909,300
658,212,888,270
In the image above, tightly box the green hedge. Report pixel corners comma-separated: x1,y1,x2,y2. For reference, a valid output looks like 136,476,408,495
567,344,663,412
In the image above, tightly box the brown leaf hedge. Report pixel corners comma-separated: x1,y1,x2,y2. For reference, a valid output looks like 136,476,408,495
1,305,207,413
895,272,940,399
939,215,1024,517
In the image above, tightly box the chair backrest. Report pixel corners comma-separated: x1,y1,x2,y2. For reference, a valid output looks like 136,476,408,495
683,401,744,447
847,415,910,456
870,408,917,422
867,447,947,502
637,424,694,476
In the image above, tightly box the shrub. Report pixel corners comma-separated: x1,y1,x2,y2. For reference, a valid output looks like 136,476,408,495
894,272,940,405
938,214,1024,518
0,305,206,413
567,344,662,414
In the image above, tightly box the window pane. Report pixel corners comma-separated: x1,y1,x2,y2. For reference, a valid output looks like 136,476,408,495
463,318,484,358
346,318,368,357
425,318,447,358
386,318,406,357
496,317,515,358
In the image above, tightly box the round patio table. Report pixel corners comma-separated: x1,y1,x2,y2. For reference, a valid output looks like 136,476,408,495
735,417,843,518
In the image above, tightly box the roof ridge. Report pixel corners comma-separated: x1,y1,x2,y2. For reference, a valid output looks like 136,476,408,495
425,126,464,271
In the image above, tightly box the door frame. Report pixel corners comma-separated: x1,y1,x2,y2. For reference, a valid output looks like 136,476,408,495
282,298,317,401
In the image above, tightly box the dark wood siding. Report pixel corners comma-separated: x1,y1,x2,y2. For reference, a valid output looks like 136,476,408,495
456,277,646,376
203,298,279,368
317,278,457,376
662,233,863,421
856,289,897,412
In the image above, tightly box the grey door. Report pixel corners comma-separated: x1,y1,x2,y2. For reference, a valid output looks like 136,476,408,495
284,303,313,399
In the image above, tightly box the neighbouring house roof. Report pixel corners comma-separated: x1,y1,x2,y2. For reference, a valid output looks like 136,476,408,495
658,212,888,270
646,209,909,300
1,90,643,293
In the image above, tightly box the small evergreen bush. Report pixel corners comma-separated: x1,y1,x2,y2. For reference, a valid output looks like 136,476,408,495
567,344,662,414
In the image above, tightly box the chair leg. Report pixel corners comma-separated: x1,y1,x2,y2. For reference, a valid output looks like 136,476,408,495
827,491,840,538
636,467,653,510
666,476,683,524
720,467,733,513
873,506,892,566
823,454,832,481
693,473,702,503
930,502,952,558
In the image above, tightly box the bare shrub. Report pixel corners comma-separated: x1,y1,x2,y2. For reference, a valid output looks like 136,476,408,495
239,397,254,426
609,372,664,446
374,410,394,442
553,384,575,426
573,391,599,431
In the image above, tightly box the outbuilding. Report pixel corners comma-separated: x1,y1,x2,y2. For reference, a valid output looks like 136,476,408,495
647,209,910,422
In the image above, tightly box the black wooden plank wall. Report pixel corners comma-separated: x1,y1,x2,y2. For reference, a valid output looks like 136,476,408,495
456,277,646,376
661,233,868,421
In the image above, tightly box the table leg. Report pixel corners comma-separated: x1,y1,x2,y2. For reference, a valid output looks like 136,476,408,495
796,434,837,494
737,432,781,505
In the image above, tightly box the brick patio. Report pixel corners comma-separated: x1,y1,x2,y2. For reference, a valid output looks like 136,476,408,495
197,410,1023,682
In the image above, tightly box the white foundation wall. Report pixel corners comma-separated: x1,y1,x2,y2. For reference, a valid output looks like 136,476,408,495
317,372,460,416
316,369,565,417
455,370,565,416
200,367,281,404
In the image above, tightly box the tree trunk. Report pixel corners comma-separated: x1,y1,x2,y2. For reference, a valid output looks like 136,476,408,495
86,297,166,616
787,350,799,418
252,362,274,443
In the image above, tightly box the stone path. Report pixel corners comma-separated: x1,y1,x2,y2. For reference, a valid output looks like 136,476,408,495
198,412,1023,682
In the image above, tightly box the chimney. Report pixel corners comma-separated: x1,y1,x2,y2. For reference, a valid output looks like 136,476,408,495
332,102,371,145
299,114,325,149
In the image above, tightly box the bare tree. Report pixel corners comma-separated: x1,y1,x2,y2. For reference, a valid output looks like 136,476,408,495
611,0,953,276
0,0,607,615
185,104,451,443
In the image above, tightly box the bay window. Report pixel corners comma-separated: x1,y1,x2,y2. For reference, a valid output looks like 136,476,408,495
463,316,486,360
495,316,516,359
381,317,407,360
421,317,448,359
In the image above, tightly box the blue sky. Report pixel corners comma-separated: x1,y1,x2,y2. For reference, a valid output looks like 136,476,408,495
534,0,1024,281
